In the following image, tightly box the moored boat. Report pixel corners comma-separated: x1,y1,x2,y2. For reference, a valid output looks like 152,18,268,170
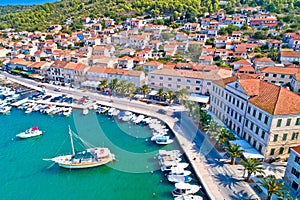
16,126,43,139
174,195,203,200
172,183,200,197
44,126,115,169
155,136,174,145
167,174,193,183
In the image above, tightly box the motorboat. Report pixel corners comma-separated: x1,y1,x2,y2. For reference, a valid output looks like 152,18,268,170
151,132,167,141
44,126,115,169
174,195,203,200
25,107,33,114
63,107,72,117
119,111,134,121
169,166,192,176
0,105,11,114
142,117,152,125
96,106,109,114
161,162,189,172
16,126,43,139
133,115,144,124
155,136,174,145
167,174,193,183
172,183,200,197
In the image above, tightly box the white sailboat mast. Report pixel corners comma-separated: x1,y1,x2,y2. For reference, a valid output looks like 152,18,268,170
68,126,75,156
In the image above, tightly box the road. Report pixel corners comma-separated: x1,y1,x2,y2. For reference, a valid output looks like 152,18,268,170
1,72,259,200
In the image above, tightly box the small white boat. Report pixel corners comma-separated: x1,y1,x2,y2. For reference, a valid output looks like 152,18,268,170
63,107,72,117
120,111,134,121
169,166,191,176
25,108,33,114
174,195,203,200
133,115,144,124
172,183,200,197
168,174,193,183
161,162,189,172
16,126,43,139
142,117,152,125
155,136,174,145
0,105,11,114
151,132,167,141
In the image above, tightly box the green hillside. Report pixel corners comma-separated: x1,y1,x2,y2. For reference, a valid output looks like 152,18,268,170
0,0,297,32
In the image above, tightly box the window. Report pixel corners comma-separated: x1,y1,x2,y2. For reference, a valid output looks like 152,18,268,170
255,127,259,134
233,98,235,104
273,74,277,77
239,116,242,123
258,144,262,153
270,148,275,155
177,79,181,82
159,76,163,80
186,86,190,89
276,119,282,127
279,147,284,154
168,84,172,87
281,74,285,78
234,112,238,119
196,80,201,84
241,103,244,110
264,116,269,124
253,140,257,148
187,79,191,83
261,131,265,139
245,119,249,127
265,73,269,77
237,100,239,107
229,96,232,102
168,77,172,81
253,109,256,117
177,85,180,88
292,167,300,178
159,83,163,86
250,123,254,131
292,132,299,140
195,87,200,91
296,118,300,125
273,134,278,142
258,113,262,120
295,156,300,165
286,119,291,126
150,75,154,79
247,107,251,114
283,133,287,141
207,82,211,85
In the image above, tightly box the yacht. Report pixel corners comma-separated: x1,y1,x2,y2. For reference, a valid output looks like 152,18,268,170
168,166,192,177
0,105,12,114
172,183,200,197
174,195,203,200
161,162,189,172
16,126,43,139
155,136,174,145
44,126,115,169
168,174,193,183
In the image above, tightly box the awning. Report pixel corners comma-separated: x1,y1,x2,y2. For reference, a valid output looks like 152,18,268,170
188,93,209,103
82,81,99,88
148,90,158,96
29,74,44,80
229,140,264,159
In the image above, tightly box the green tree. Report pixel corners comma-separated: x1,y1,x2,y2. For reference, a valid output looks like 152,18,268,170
225,143,244,165
98,79,108,92
109,78,119,94
140,84,150,98
157,88,166,101
166,90,175,104
259,176,286,200
175,88,189,103
198,110,211,126
241,158,265,182
213,128,236,146
203,120,221,136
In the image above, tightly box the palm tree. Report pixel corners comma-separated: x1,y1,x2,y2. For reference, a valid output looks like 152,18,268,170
215,128,235,145
241,158,265,182
198,110,211,126
224,143,244,165
157,88,166,102
175,88,189,104
109,78,119,94
98,79,108,92
140,84,150,98
166,90,175,104
259,176,286,200
203,120,221,137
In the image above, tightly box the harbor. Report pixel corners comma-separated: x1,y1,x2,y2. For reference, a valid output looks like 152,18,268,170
0,75,209,199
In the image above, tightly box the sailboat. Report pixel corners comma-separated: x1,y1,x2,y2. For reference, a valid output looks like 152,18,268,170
44,126,115,169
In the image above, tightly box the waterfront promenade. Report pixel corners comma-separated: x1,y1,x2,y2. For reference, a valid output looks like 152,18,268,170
1,72,261,200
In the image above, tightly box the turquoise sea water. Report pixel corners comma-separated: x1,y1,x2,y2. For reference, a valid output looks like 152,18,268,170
0,0,57,6
0,108,200,200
